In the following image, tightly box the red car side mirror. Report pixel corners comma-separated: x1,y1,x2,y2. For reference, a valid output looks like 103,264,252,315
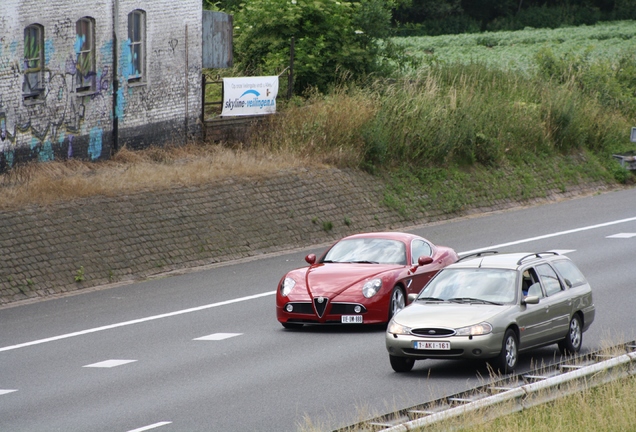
410,256,434,273
305,254,317,265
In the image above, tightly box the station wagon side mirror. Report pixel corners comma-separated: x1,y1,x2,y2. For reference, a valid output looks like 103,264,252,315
522,295,540,305
305,254,316,265
407,293,418,304
564,278,572,288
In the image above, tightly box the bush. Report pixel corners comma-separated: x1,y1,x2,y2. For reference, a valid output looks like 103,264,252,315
233,0,396,94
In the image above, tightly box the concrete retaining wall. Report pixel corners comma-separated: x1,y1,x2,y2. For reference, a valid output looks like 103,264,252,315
0,168,611,306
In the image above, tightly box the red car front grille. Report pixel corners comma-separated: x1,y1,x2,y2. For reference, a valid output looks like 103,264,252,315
283,302,367,316
313,297,329,317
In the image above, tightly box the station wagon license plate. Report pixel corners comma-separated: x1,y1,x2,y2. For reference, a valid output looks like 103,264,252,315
413,341,450,350
341,315,363,324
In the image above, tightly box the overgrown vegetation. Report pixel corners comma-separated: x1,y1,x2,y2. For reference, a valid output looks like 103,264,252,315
2,22,635,220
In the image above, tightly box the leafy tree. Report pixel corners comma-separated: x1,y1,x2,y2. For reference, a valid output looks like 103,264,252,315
461,0,517,30
233,0,396,94
393,0,462,25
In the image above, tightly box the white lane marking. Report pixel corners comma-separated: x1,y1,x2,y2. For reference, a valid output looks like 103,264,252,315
459,216,636,255
127,422,172,432
0,291,275,353
194,333,242,341
0,389,18,395
606,233,636,238
3,216,636,354
83,359,137,368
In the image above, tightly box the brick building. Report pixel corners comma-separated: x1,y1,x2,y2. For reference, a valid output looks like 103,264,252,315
0,0,202,171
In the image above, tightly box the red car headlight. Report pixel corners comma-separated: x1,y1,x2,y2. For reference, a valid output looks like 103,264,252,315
362,278,382,298
281,277,296,297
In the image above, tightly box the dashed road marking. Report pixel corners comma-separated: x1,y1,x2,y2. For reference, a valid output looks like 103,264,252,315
0,389,17,395
127,422,172,432
83,359,137,368
194,333,242,341
606,232,636,238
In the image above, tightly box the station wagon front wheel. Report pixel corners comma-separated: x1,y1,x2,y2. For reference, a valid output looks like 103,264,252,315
559,315,582,355
493,329,518,374
390,355,414,373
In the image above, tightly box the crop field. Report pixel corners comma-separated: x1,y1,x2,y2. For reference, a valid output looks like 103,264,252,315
393,20,636,74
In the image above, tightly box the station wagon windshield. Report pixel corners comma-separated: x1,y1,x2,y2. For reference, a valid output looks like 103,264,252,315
323,238,407,265
419,268,517,304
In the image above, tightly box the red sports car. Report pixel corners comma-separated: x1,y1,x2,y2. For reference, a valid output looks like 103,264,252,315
276,232,459,328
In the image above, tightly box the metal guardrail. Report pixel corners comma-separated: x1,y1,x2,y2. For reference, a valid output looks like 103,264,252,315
612,152,636,170
333,341,636,432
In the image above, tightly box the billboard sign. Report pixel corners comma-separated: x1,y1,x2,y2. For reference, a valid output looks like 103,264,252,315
221,76,278,117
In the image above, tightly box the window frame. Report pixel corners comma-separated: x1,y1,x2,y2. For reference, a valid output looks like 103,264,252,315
23,24,45,100
536,263,563,297
75,17,96,93
127,9,146,84
411,239,432,265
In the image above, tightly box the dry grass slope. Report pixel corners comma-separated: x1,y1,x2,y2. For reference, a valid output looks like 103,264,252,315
0,143,325,211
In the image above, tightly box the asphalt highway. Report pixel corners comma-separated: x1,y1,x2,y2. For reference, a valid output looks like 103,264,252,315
1,187,635,432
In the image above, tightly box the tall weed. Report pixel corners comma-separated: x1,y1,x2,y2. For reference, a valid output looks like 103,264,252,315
248,88,376,167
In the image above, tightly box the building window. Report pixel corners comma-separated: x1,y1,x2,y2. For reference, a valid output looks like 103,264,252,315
23,24,44,100
127,10,146,83
75,17,96,92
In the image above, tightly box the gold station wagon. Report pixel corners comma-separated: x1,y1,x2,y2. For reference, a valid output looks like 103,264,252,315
385,251,595,373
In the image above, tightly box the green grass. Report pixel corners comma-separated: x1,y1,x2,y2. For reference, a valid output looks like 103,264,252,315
393,20,636,75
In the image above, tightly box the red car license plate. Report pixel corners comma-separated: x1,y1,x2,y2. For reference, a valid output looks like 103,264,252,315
341,315,363,324
413,341,451,350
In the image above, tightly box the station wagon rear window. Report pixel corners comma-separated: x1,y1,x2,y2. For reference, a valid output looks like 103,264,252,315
552,260,587,287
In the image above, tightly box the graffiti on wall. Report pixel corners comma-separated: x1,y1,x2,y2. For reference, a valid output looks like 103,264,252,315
0,33,112,164
1,14,201,170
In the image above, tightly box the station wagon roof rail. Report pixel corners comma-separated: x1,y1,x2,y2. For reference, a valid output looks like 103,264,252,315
456,250,499,262
516,251,560,265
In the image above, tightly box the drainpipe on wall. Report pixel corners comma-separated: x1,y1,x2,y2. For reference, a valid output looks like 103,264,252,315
185,23,189,144
112,0,119,152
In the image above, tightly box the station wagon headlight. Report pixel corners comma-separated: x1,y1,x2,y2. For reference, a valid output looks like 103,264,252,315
456,322,492,336
387,320,411,335
280,277,296,297
362,278,382,298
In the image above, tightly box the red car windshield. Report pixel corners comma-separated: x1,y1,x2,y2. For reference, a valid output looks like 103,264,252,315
322,238,407,265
